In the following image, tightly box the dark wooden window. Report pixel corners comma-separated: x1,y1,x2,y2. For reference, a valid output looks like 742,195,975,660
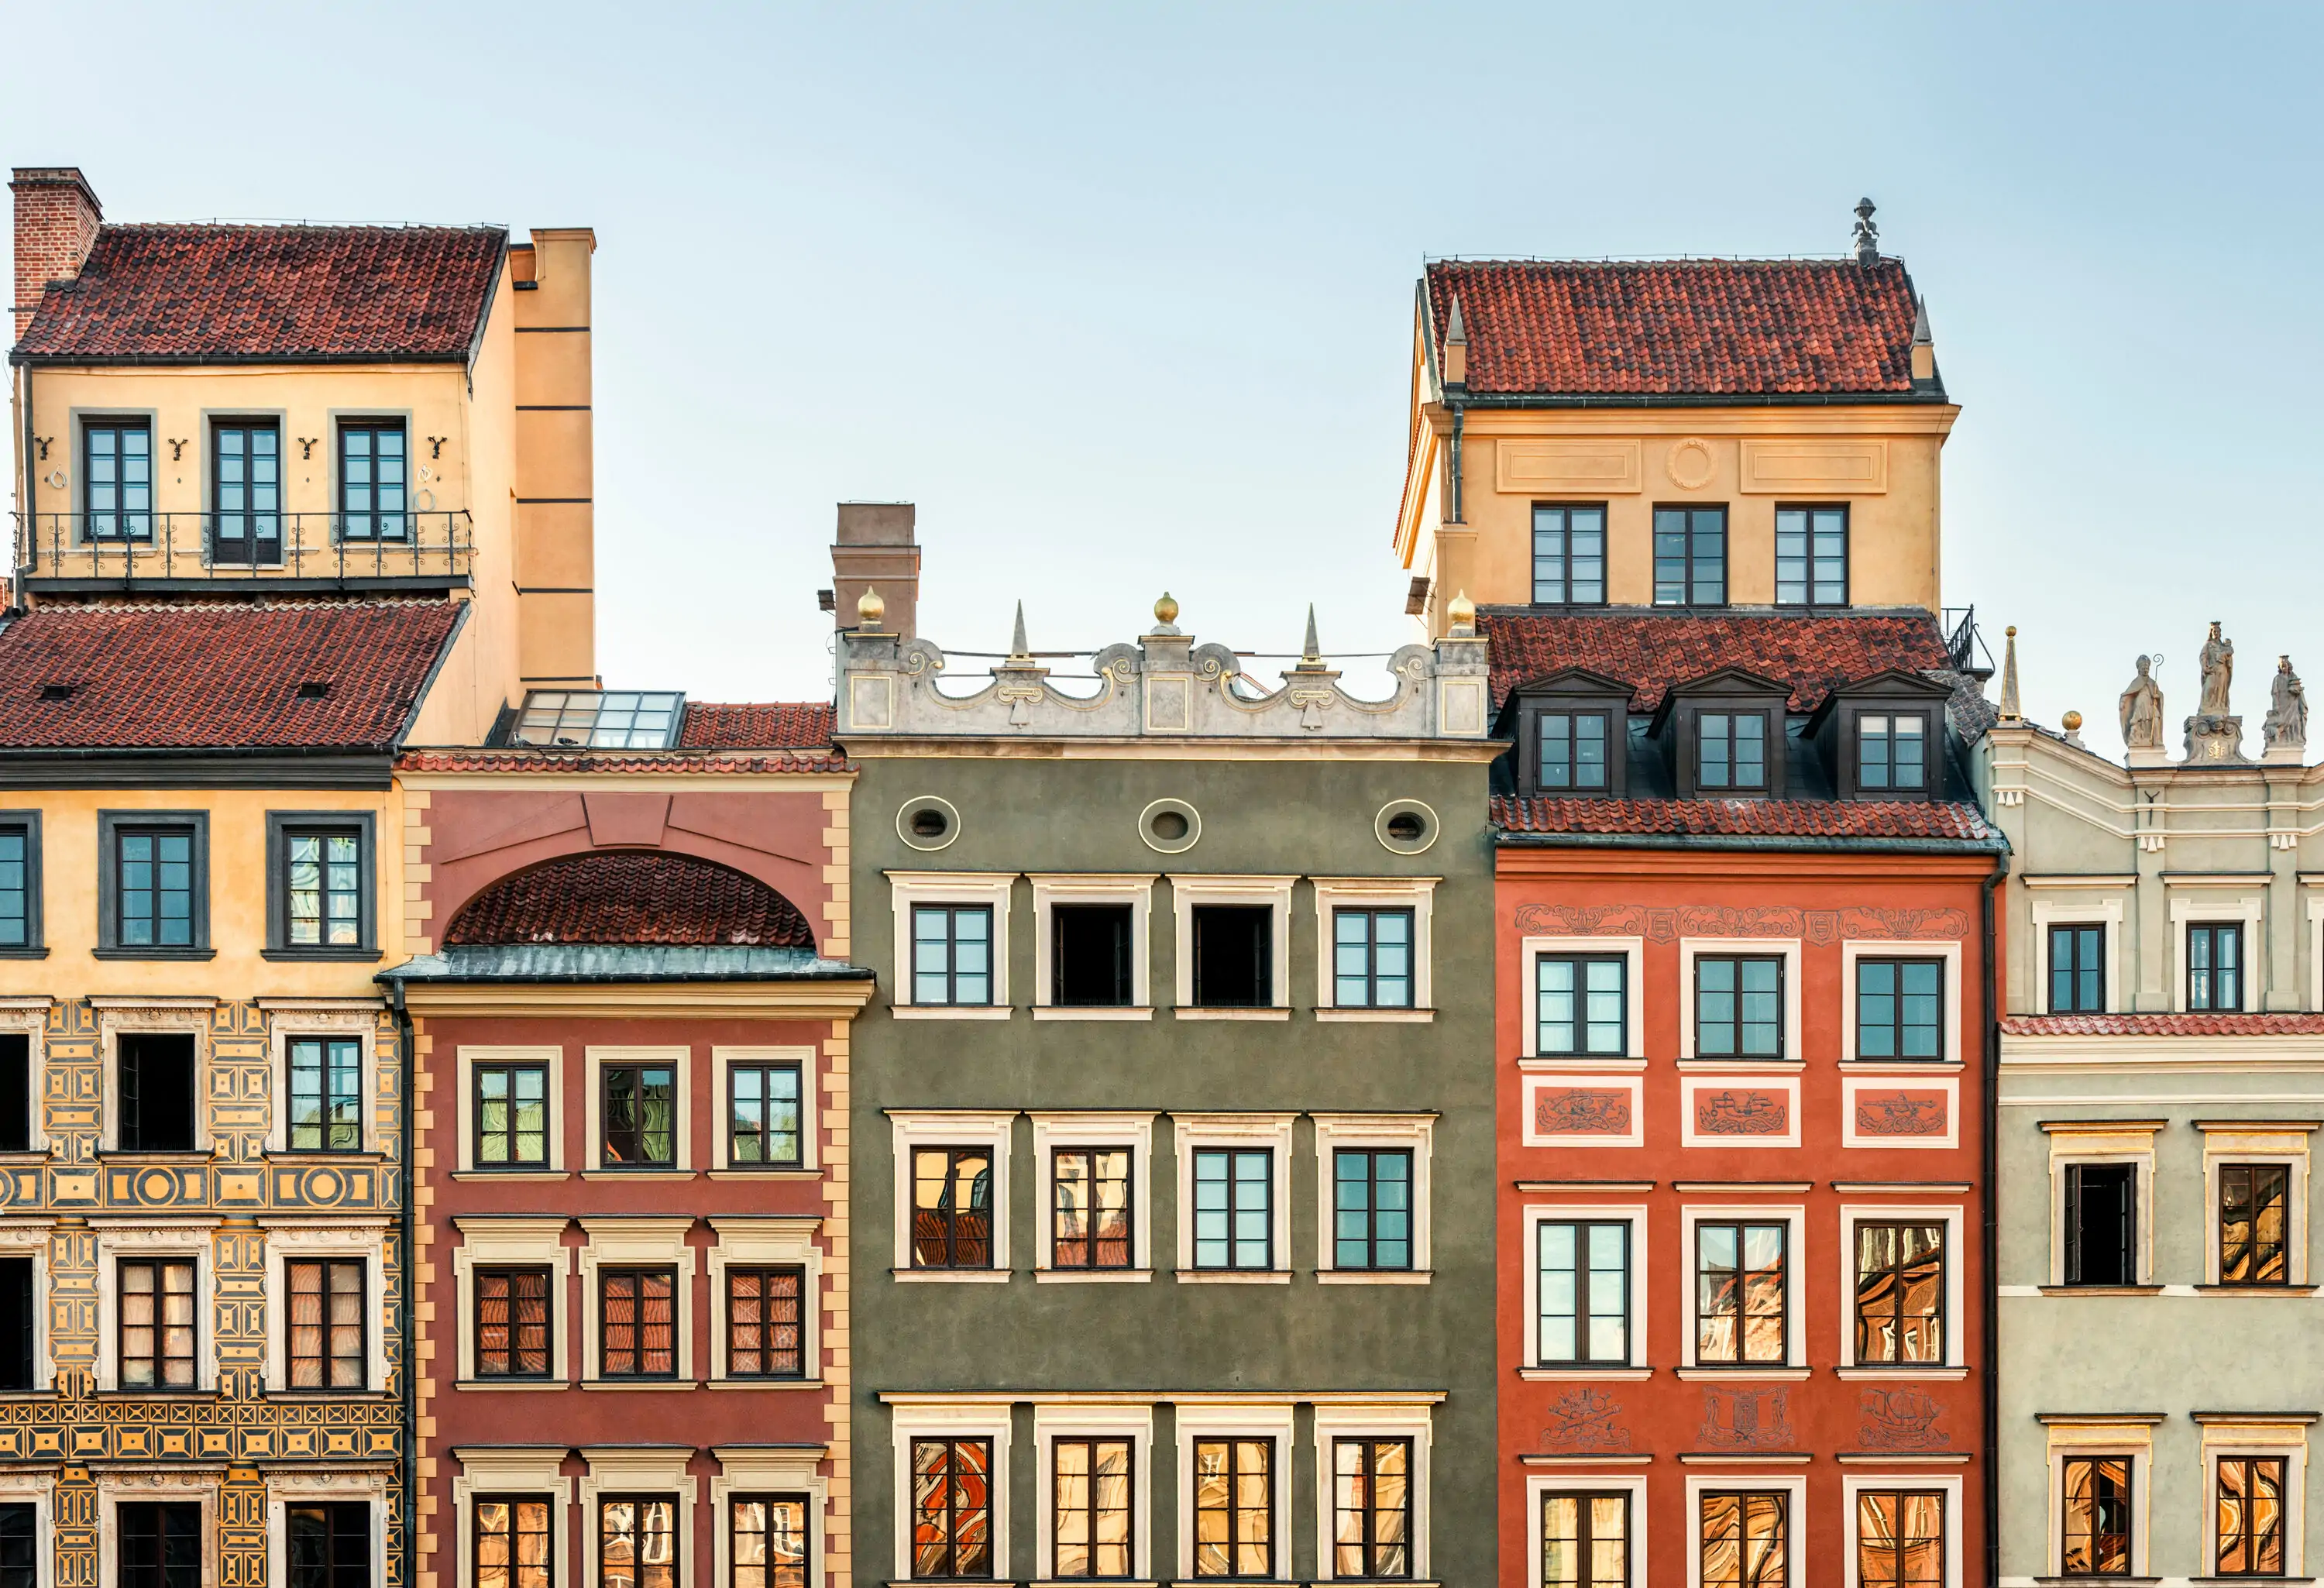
1775,505,1848,606
287,1258,365,1389
288,1036,363,1152
1697,711,1769,790
600,1061,676,1167
912,1147,994,1270
475,1497,553,1588
1699,1492,1786,1588
1533,504,1607,605
338,421,408,540
84,420,153,541
115,824,198,948
1333,908,1414,1009
1191,1148,1272,1270
600,1497,678,1588
731,1494,810,1588
1053,1147,1132,1270
1538,1220,1629,1366
0,1256,32,1391
0,1033,27,1152
1855,1490,1943,1588
119,1257,196,1387
0,824,34,950
2065,1163,2137,1286
725,1266,805,1378
1696,1222,1786,1364
0,1502,33,1588
1054,904,1133,1007
912,905,993,1005
1053,1438,1133,1579
116,1503,201,1588
2062,1456,2133,1576
1192,1438,1273,1578
1855,1222,1944,1364
287,1501,370,1588
1855,712,1927,791
283,827,363,948
1856,958,1942,1060
1334,1150,1412,1271
599,1268,676,1377
2050,925,2105,1013
2189,923,2243,1011
119,1033,198,1152
1537,710,1613,792
476,1062,548,1167
1696,956,1784,1058
2216,1456,2287,1577
1191,906,1271,1008
1537,954,1626,1055
1332,1438,1413,1579
728,1061,803,1167
2219,1163,2291,1285
211,419,282,566
475,1267,551,1378
909,1438,994,1579
1653,506,1727,605
1542,1492,1628,1588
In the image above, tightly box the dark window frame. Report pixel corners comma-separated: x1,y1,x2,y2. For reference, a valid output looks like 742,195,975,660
1051,902,1135,1009
286,1035,366,1154
1855,957,1945,1061
1534,709,1615,794
473,1060,551,1170
1854,1489,1944,1588
1541,1490,1630,1588
335,418,411,542
2188,922,2245,1012
911,905,996,1008
0,812,46,957
726,1060,805,1170
474,1495,555,1588
1191,1146,1275,1272
1189,904,1274,1009
2218,1162,2291,1287
0,1500,35,1588
285,1256,367,1391
117,1255,198,1390
0,1255,34,1392
115,1500,202,1588
1853,709,1931,794
1774,502,1849,607
598,1494,679,1588
1191,1436,1275,1579
1697,1490,1788,1588
1051,1146,1134,1271
731,1492,813,1588
1696,710,1771,792
286,1500,371,1588
1332,1436,1414,1581
1536,1218,1631,1367
0,1031,30,1154
723,1263,806,1380
909,1437,995,1581
597,1266,679,1380
1509,675,1633,799
210,415,285,569
81,415,156,543
1332,907,1415,1010
1652,504,1729,607
2215,1455,2288,1578
598,1060,678,1169
1694,1221,1789,1366
1051,1436,1135,1580
1332,1149,1414,1273
1694,954,1787,1060
1532,502,1609,607
1852,1221,1947,1366
911,1146,995,1271
265,812,379,960
115,1030,201,1154
2064,1162,2139,1287
2049,924,2106,1014
1535,953,1628,1057
474,1265,553,1380
97,811,211,959
2061,1454,2134,1578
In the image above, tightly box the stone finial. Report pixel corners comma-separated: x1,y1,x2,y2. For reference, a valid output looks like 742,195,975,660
2061,710,2085,748
1008,601,1032,663
1852,198,1880,266
1152,592,1181,634
1446,589,1477,637
1301,605,1322,666
1999,625,2021,722
857,586,886,628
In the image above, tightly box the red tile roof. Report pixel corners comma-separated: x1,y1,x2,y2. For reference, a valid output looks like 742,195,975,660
1426,258,1925,397
14,225,504,363
2003,1013,2324,1038
1482,610,1954,711
679,700,834,749
1494,794,1996,842
0,600,460,751
445,851,815,948
399,748,847,775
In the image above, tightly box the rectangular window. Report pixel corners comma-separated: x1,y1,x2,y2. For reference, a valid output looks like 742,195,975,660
2049,925,2105,1014
724,1265,804,1379
1533,505,1607,605
1538,1221,1629,1366
2216,1456,2287,1577
1193,1438,1273,1578
1192,1148,1273,1270
2219,1163,2291,1285
728,1061,803,1168
600,1062,676,1167
1696,1222,1786,1365
600,1497,678,1588
0,1503,33,1588
599,1268,676,1378
1191,906,1271,1008
119,1257,196,1388
1054,1147,1133,1270
2189,923,2243,1012
287,1257,366,1389
339,420,408,540
1054,904,1134,1007
116,1503,201,1588
733,1495,810,1588
1775,505,1848,606
1653,506,1727,606
0,1256,32,1391
475,1497,553,1588
1333,1150,1412,1272
1697,712,1768,790
284,827,363,948
1536,955,1626,1056
1700,1492,1786,1588
1856,958,1942,1060
1696,956,1784,1059
913,906,994,1007
0,1032,27,1152
912,1147,995,1270
1537,711,1612,792
1855,1223,1944,1364
1542,1492,1628,1588
475,1267,551,1379
1856,713,1927,792
84,419,153,541
2064,1163,2137,1287
910,1438,994,1579
2062,1456,2133,1577
1333,1438,1411,1580
1333,909,1415,1009
288,1036,363,1152
211,418,282,566
475,1061,548,1169
115,823,198,948
0,822,35,950
287,1501,370,1588
119,1033,198,1153
1855,1491,1943,1588
1053,1438,1133,1579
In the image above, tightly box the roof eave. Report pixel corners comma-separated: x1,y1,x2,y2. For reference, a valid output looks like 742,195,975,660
1492,829,2007,856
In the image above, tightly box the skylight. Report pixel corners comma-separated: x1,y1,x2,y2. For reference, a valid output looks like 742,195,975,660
511,690,686,749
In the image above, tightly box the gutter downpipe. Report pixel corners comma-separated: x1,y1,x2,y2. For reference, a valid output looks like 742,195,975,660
391,978,417,1581
1980,847,2007,1588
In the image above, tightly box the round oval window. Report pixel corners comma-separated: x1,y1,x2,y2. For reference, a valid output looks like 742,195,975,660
1150,809,1189,840
909,807,950,839
1385,811,1426,842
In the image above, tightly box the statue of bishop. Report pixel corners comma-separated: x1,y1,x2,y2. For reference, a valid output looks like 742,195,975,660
2119,655,2164,749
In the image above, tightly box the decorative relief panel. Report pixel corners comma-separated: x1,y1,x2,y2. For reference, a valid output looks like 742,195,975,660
1679,1077,1801,1149
1493,438,1643,495
1514,902,1968,945
1522,1075,1645,1149
1737,438,1889,494
1841,1076,1958,1150
1538,1388,1632,1452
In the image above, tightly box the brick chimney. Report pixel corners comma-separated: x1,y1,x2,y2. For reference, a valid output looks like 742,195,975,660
830,502,920,638
11,167,101,342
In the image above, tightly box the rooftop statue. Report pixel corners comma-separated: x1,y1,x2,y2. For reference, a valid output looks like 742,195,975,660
2119,655,2164,750
2265,655,2308,753
2185,620,2247,762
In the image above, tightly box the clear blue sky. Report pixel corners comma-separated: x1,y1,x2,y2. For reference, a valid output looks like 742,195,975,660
9,2,2320,755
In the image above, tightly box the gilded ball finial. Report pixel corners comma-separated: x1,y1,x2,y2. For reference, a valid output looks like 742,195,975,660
857,586,886,627
2062,710,2083,732
2006,625,2018,638
1446,589,1477,632
1154,592,1179,626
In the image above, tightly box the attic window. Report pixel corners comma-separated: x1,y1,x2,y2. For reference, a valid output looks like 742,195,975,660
511,690,686,750
296,682,332,701
36,683,75,702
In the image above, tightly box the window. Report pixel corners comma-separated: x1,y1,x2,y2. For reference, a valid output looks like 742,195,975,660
2189,923,2244,1012
1542,1492,1628,1588
1535,710,1613,792
1856,713,1927,792
1053,1438,1133,1579
910,1438,994,1579
2219,1164,2291,1285
1855,1223,1944,1365
0,1033,27,1152
0,1256,32,1390
1193,1438,1273,1578
1775,506,1847,606
288,1037,363,1153
600,1061,676,1167
1855,1491,1942,1588
2050,925,2105,1014
476,1268,551,1378
913,1148,995,1270
113,823,198,949
1053,1148,1132,1270
288,1501,370,1588
2062,1456,2133,1577
2216,1456,2288,1577
0,1503,33,1588
119,1033,198,1153
724,1267,804,1379
1696,1222,1786,1364
2064,1164,2137,1287
475,1497,553,1588
0,819,38,951
119,1258,196,1387
1054,905,1133,1007
1538,1222,1629,1366
1700,1492,1786,1588
476,1062,549,1168
728,1062,803,1168
913,906,995,1007
287,1258,365,1389
1696,957,1783,1059
1856,959,1942,1060
1191,906,1271,1008
1533,505,1607,605
599,1269,677,1377
117,1503,201,1588
1697,712,1768,791
1537,956,1626,1056
283,827,363,949
1333,1150,1412,1272
733,1496,810,1588
1333,1438,1411,1580
510,690,686,750
211,419,281,566
338,421,407,540
600,1497,678,1588
1192,1149,1273,1270
1653,506,1726,606
1334,909,1414,1009
84,419,153,540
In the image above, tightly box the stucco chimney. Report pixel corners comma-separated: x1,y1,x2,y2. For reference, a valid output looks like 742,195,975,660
831,502,920,639
11,167,101,342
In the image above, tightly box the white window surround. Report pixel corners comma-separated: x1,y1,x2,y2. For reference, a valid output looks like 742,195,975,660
264,1005,384,1155
1311,877,1438,1019
578,1216,698,1384
0,1475,50,1588
2197,1123,2315,1287
451,1215,573,1384
96,1473,220,1588
1677,938,1803,1062
706,1216,823,1383
2043,1424,2155,1581
2028,898,2124,1016
889,872,1015,1018
261,1219,391,1394
890,1403,1013,1583
95,1000,215,1153
1030,874,1157,1018
1171,1113,1297,1280
710,1046,819,1173
92,1219,219,1392
0,1222,55,1390
2168,892,2265,1014
265,1471,390,1588
2199,1418,2311,1579
1519,1202,1648,1377
1030,1112,1157,1280
1176,1402,1294,1583
451,1446,572,1588
454,1044,565,1176
1840,940,1965,1067
1678,1203,1808,1373
1839,1473,1964,1588
1312,1404,1432,1583
1683,1473,1806,1588
578,1445,697,1588
889,1110,1016,1281
1835,1203,1968,1372
2044,1125,2160,1287
1679,1074,1802,1150
583,1046,692,1177
1525,1475,1647,1588
1170,875,1295,1016
710,1445,828,1588
1312,1114,1434,1281
1521,935,1646,1060
1033,1401,1157,1582
0,1001,51,1154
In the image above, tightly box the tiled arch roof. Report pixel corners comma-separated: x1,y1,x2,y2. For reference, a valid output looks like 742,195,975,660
443,851,815,949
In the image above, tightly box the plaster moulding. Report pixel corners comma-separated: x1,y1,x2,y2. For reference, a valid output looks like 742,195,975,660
1494,438,1642,495
1665,437,1717,490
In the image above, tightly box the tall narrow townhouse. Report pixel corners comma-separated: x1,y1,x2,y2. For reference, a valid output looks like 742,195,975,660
830,505,1502,1587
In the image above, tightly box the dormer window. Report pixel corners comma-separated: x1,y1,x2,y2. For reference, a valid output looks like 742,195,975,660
1653,668,1790,800
1504,669,1634,799
1808,672,1954,803
1857,713,1926,791
1539,712,1611,791
1698,713,1768,791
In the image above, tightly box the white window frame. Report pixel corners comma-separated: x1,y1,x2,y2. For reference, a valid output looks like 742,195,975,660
261,1219,391,1394
454,1043,564,1177
2029,898,2123,1016
266,1471,390,1588
889,1110,1016,1282
96,1474,219,1588
577,1445,697,1588
1030,1112,1156,1280
2170,892,2264,1014
1520,1201,1648,1377
95,999,215,1153
1030,874,1157,1019
1521,935,1645,1060
706,1216,823,1384
2198,1123,2315,1287
1839,1473,1963,1588
583,1045,691,1177
1677,938,1803,1063
889,1402,1014,1583
1312,1114,1433,1282
0,1472,51,1588
1683,1473,1807,1588
578,1216,696,1384
264,1005,384,1154
710,1446,827,1588
1840,940,1964,1067
1678,1203,1808,1373
890,872,1015,1018
1312,877,1438,1019
1170,875,1294,1018
1836,1202,1968,1373
1176,1401,1294,1583
710,1045,818,1173
93,1219,218,1392
1172,1112,1296,1281
1312,1404,1432,1583
0,1000,51,1155
1525,1475,1647,1588
2044,1424,2154,1581
0,1221,55,1391
452,1215,572,1386
2199,1418,2310,1579
2044,1126,2160,1287
451,1446,572,1588
1033,1401,1156,1582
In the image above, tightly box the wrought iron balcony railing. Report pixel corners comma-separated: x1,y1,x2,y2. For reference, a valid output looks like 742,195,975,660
12,511,474,586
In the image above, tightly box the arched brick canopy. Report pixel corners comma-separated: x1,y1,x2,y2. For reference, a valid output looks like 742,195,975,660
442,850,816,949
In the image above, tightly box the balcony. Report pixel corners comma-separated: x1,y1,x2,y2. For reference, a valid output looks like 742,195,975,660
12,512,474,594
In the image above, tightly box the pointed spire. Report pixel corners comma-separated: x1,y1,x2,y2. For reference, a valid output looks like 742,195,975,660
1444,294,1466,345
1009,600,1030,662
1910,294,1932,346
1302,604,1322,665
1999,625,2022,722
1441,293,1468,387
